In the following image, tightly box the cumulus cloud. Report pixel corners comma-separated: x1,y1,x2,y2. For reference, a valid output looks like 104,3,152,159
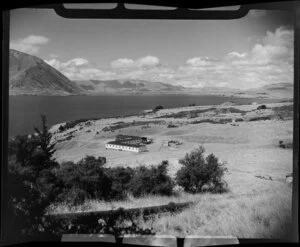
110,58,135,69
45,57,115,80
173,26,293,88
185,57,216,67
43,26,293,89
110,55,160,69
10,35,49,54
136,56,160,67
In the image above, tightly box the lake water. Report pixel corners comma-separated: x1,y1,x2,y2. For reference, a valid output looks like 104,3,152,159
8,95,281,138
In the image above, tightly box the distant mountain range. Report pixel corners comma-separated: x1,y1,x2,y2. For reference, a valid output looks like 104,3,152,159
231,82,293,99
74,79,186,95
8,49,293,99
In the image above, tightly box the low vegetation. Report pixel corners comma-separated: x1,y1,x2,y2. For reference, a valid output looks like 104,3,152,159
58,118,98,132
215,107,247,114
102,120,166,132
279,140,293,149
249,116,271,122
272,104,293,120
157,107,216,119
139,190,292,238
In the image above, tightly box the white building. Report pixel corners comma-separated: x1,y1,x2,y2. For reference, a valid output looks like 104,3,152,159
105,141,147,153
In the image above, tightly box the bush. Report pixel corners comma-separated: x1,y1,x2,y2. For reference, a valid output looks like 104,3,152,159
56,156,109,205
249,116,271,121
105,167,135,200
167,124,178,128
257,105,267,110
153,105,164,112
175,146,228,194
129,161,175,197
58,118,98,132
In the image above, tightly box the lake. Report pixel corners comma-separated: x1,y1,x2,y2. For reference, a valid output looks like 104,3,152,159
8,95,281,138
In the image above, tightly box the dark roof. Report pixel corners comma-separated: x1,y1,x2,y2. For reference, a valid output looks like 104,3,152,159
107,141,145,148
116,134,146,140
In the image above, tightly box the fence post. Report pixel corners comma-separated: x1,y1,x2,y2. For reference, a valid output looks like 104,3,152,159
177,237,184,247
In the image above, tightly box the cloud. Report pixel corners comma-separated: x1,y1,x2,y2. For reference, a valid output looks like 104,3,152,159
10,35,49,54
110,58,135,69
110,55,160,69
226,52,247,59
185,57,216,67
63,58,89,66
45,57,115,80
250,27,294,65
173,26,293,88
136,56,160,67
43,27,293,89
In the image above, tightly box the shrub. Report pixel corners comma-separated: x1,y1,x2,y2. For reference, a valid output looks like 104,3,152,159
257,105,267,110
105,167,135,200
249,116,271,121
58,118,98,132
175,146,228,194
56,156,109,205
191,119,218,124
218,118,232,124
154,105,164,111
167,124,178,128
129,161,175,197
152,105,164,112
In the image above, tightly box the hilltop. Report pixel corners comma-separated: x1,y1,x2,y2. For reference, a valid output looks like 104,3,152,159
9,49,83,96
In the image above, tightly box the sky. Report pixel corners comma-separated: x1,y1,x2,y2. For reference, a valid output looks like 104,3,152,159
9,4,294,89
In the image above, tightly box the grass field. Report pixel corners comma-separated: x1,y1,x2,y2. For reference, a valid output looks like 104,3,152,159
49,102,293,238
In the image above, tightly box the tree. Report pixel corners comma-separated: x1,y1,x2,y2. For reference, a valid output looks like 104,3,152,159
34,115,56,164
56,156,110,205
175,146,228,193
129,160,175,197
6,115,60,242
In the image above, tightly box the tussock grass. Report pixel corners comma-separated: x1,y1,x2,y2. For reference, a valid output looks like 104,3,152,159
47,192,202,215
48,176,292,239
140,189,292,238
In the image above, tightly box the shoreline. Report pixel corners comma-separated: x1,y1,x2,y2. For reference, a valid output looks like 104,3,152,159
9,95,293,139
50,100,293,164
